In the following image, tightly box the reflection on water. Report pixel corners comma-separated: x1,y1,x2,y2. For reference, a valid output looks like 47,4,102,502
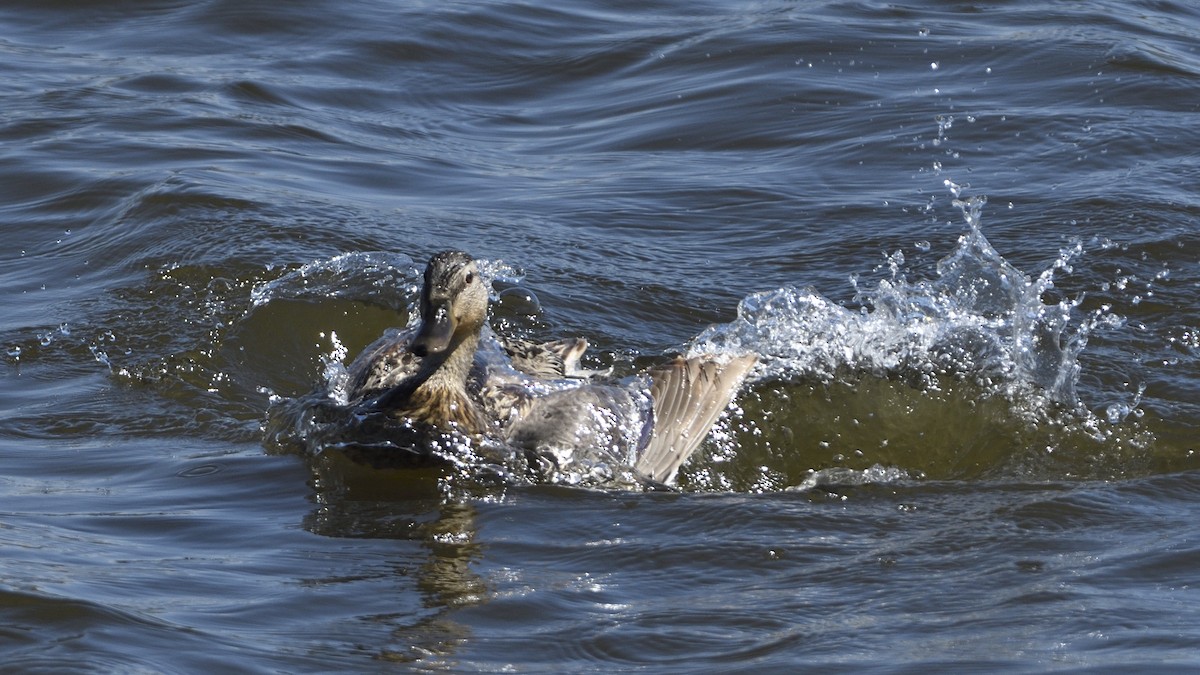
304,457,490,665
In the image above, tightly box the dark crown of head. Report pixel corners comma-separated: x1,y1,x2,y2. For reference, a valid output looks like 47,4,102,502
425,250,474,287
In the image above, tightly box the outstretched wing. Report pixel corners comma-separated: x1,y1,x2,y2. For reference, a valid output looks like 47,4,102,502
634,354,757,485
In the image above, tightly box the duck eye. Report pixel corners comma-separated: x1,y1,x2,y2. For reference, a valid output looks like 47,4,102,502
465,272,475,284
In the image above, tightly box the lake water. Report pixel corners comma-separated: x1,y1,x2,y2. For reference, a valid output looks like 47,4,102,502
2,0,1199,671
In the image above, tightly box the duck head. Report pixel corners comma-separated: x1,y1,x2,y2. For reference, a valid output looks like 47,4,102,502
411,251,488,359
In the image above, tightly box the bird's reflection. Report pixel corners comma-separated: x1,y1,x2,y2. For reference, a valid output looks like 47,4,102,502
303,449,496,666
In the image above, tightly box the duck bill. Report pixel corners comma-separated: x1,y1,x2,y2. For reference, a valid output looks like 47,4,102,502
412,303,455,356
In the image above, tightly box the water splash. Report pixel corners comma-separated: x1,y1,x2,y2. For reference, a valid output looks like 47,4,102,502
250,251,417,310
249,251,524,314
687,193,1118,414
262,229,1149,494
35,323,73,349
679,188,1151,491
270,323,656,495
790,464,914,492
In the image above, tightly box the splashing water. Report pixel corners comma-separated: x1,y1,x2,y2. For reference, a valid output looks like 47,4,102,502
673,190,1163,490
250,251,524,316
264,200,1148,495
250,251,418,311
687,193,1121,415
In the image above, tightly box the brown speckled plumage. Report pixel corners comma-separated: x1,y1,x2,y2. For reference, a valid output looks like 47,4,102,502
343,250,756,485
347,250,489,434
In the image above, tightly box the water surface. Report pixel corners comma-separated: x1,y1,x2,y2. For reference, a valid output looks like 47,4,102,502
2,0,1199,671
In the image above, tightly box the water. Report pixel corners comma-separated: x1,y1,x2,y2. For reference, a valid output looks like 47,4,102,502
2,0,1199,670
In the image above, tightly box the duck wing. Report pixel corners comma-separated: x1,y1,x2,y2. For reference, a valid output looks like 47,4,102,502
499,335,593,379
634,354,757,485
345,327,422,401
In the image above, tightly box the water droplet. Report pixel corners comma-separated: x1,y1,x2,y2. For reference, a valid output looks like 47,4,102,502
89,345,110,367
1106,403,1130,424
930,61,939,70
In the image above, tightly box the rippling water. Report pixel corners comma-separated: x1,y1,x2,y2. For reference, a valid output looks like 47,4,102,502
3,0,1200,671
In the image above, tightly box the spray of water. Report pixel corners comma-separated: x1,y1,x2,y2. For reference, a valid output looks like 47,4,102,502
261,189,1150,494
688,189,1121,411
679,181,1152,490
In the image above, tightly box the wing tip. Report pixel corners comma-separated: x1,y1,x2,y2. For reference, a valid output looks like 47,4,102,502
635,352,757,484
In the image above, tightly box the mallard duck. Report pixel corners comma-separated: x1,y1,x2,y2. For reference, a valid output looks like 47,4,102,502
344,250,756,485
347,250,491,434
346,251,588,430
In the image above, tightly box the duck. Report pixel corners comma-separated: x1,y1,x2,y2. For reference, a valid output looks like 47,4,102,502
342,250,756,486
347,250,492,434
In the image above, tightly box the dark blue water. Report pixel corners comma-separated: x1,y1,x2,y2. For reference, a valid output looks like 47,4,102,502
2,0,1200,671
